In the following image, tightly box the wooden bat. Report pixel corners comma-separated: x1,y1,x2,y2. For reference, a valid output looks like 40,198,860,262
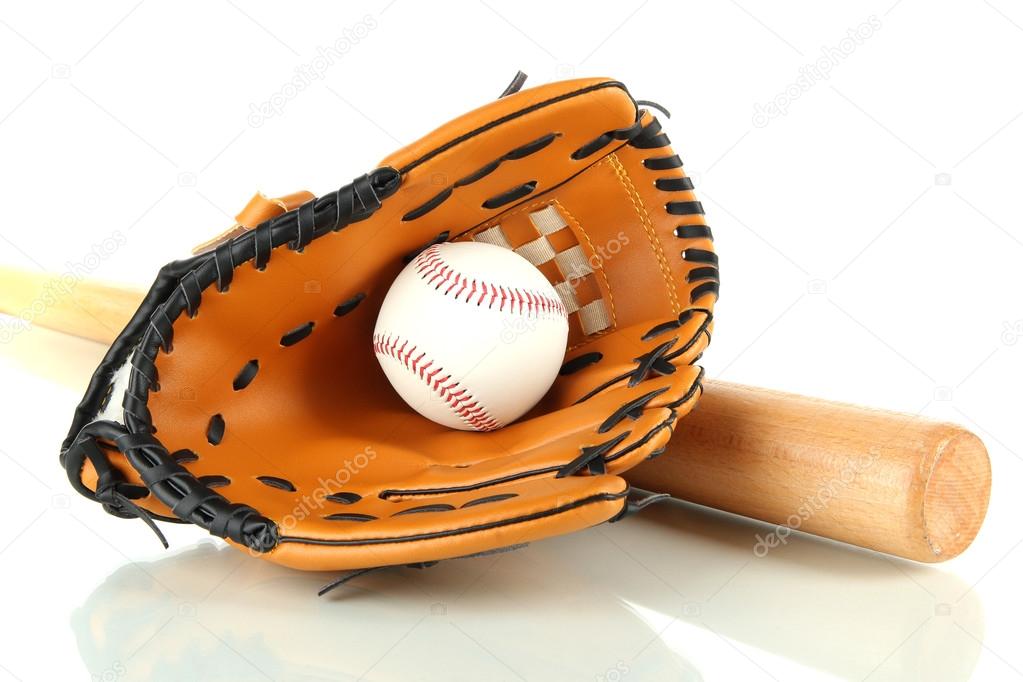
0,267,990,562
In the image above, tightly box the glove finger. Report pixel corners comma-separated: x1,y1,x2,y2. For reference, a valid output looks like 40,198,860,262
71,359,699,531
265,473,629,571
547,310,711,408
370,367,701,502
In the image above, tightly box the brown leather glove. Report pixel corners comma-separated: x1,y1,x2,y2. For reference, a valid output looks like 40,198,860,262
61,75,717,575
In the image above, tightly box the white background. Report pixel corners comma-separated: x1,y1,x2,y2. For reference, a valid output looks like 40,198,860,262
1,1,1021,680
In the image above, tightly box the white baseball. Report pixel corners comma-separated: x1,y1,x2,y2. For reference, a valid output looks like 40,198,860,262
374,242,569,431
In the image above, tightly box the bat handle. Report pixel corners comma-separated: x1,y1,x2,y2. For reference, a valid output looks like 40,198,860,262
0,267,144,345
625,379,991,562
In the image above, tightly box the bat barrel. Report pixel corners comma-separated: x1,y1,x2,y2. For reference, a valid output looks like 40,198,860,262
625,379,991,562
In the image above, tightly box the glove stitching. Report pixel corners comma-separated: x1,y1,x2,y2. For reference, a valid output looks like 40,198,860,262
549,198,619,349
280,490,628,547
606,153,682,315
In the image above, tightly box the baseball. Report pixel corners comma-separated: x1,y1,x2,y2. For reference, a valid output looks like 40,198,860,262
374,242,569,431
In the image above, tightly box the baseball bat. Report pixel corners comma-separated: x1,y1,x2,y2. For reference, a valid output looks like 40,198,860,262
0,267,990,562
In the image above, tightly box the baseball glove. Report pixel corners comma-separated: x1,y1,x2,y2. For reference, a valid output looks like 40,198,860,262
61,74,718,577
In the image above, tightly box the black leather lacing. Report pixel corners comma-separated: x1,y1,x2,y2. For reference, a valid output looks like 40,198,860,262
609,489,672,523
566,310,713,407
571,120,643,160
63,424,169,547
626,116,720,304
556,432,630,477
318,567,380,596
628,339,679,386
317,543,530,597
499,70,528,98
635,99,671,119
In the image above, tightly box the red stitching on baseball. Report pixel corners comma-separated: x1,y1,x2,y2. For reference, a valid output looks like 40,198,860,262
373,332,501,431
413,245,567,319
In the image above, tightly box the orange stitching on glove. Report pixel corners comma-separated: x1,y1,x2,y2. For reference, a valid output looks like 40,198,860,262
607,153,681,315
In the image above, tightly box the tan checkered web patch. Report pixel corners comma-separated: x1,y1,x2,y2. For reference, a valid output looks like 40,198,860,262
462,204,613,346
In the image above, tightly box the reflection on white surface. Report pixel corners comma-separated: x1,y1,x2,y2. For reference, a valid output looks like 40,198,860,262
608,502,985,681
70,500,983,682
70,543,698,681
